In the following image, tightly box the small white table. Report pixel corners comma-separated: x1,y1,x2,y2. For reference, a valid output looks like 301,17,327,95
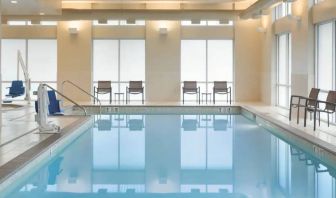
114,92,125,103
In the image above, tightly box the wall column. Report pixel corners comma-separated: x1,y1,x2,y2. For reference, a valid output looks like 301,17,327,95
145,21,181,103
57,21,92,102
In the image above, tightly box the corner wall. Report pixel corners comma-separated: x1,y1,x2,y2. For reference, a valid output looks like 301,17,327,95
145,21,181,102
57,21,92,102
235,19,262,102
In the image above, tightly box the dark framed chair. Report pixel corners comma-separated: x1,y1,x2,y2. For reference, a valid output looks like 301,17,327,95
6,80,25,98
126,81,144,104
213,81,231,104
94,81,112,104
182,81,200,104
304,90,336,131
289,88,320,124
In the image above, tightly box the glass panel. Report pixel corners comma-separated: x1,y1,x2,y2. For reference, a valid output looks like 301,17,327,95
278,34,288,85
278,86,289,108
93,40,119,82
181,40,206,82
119,40,145,82
28,39,57,81
317,23,333,91
1,39,26,81
208,40,233,82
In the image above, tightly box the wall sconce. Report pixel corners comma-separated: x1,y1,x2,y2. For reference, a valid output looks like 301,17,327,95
159,27,168,35
68,21,80,35
68,27,78,35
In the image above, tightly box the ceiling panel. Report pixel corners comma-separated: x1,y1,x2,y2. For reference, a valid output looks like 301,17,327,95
1,0,61,15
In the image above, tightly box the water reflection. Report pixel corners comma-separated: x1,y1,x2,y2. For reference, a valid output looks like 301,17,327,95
6,114,336,198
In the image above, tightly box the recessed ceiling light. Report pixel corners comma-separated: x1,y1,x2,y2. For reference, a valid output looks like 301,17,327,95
40,12,45,15
11,0,18,4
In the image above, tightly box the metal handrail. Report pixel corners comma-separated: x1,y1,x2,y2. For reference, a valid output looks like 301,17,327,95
62,80,102,113
42,83,87,116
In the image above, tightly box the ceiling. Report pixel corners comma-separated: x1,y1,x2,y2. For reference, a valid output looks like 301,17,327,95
1,0,264,20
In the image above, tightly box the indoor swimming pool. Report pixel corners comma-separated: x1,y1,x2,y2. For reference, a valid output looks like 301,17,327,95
1,113,336,198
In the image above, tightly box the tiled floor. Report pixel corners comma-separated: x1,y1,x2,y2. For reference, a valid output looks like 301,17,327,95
1,100,336,170
0,103,84,167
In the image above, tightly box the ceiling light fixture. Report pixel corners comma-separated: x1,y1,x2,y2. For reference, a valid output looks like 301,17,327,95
10,0,18,4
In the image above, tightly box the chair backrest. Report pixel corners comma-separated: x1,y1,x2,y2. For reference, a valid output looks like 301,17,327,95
307,88,320,106
325,91,336,111
129,81,143,89
48,90,61,114
214,81,228,90
183,81,197,89
98,81,111,89
9,80,25,95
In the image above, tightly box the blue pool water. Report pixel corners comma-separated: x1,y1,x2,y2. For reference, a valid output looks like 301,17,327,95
3,114,336,198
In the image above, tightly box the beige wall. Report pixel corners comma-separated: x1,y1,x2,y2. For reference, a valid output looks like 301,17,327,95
2,19,264,103
57,21,92,102
146,21,181,102
235,19,262,102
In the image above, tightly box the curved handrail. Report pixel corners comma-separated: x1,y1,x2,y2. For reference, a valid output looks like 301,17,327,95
62,80,101,113
42,83,87,116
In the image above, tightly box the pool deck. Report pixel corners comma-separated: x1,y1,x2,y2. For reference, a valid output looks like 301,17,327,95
0,101,336,182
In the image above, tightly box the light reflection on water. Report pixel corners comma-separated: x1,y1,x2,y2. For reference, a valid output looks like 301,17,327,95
4,114,336,198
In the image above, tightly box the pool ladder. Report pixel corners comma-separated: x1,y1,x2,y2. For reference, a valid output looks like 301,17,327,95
62,80,102,114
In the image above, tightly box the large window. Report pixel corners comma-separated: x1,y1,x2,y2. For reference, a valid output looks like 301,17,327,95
93,39,145,101
181,40,234,102
1,39,57,100
315,21,335,123
275,2,292,20
276,33,292,108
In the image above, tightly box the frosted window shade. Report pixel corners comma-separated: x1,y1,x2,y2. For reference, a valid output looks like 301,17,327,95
120,40,145,82
181,40,207,81
276,33,291,108
208,40,233,82
1,39,26,81
93,40,119,81
317,23,333,91
28,40,57,81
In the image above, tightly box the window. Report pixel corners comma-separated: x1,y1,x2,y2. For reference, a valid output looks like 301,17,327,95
93,39,145,101
181,40,234,102
93,20,145,26
275,2,292,20
1,39,57,100
315,21,335,123
314,0,325,4
181,20,233,26
276,33,291,108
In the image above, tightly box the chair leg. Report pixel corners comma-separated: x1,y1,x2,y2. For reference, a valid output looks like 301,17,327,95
183,93,184,104
304,108,307,127
230,92,231,105
328,113,330,127
313,110,316,131
318,112,320,126
289,98,293,121
213,93,215,104
142,93,144,104
126,92,128,104
198,92,200,104
110,92,112,104
297,106,300,124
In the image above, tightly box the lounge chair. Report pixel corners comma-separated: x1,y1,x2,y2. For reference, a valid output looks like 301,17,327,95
94,81,112,104
182,81,200,104
304,90,336,130
6,80,25,98
126,81,144,104
289,88,320,124
213,81,231,104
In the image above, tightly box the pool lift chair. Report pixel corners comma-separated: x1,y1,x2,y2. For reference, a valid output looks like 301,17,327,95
4,50,31,103
35,84,60,133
